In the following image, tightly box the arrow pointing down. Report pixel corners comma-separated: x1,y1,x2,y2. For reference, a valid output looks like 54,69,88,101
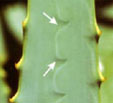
43,12,58,25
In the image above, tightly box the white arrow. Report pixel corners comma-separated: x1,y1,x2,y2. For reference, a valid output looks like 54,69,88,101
43,61,56,77
43,12,58,25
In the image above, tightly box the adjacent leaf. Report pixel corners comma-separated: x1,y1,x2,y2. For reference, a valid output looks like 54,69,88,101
102,5,113,18
97,2,113,103
0,68,9,103
0,24,9,103
99,25,113,103
3,4,26,42
0,20,9,103
0,22,7,64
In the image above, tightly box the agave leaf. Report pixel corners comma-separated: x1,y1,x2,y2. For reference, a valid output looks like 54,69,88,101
0,22,9,103
3,4,26,42
15,0,99,103
98,2,113,103
0,13,10,103
99,25,113,103
0,68,9,103
0,22,7,64
103,5,113,18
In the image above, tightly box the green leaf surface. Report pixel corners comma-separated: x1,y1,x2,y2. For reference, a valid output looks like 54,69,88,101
0,19,9,103
0,20,7,65
3,4,26,42
103,5,113,18
0,68,9,103
15,0,100,103
98,2,113,103
99,25,113,103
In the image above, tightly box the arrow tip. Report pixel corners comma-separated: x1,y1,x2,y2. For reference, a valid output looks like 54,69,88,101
50,17,58,25
48,61,56,70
